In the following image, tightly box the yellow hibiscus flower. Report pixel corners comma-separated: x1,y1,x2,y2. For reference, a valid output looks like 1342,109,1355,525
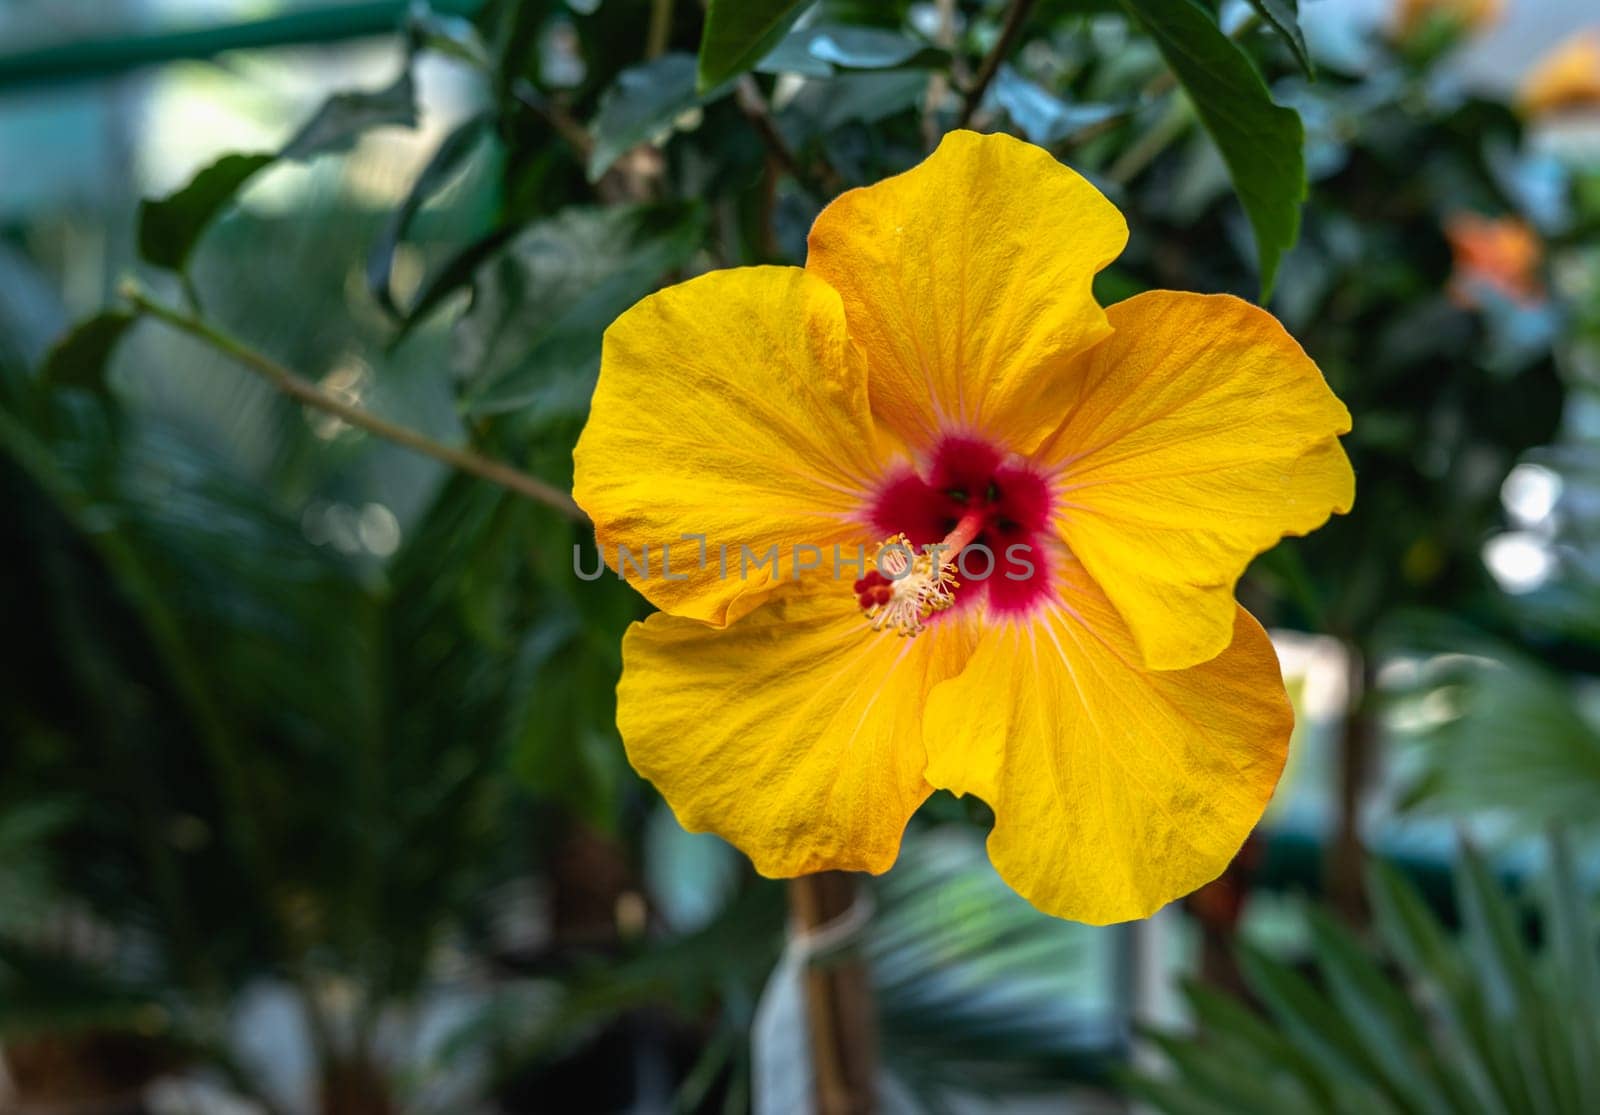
572,131,1354,925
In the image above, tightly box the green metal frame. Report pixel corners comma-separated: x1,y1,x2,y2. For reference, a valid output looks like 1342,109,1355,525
0,0,483,91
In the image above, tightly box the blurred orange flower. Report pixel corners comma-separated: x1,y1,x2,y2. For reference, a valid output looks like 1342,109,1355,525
1446,213,1543,307
1519,30,1600,117
1394,0,1502,41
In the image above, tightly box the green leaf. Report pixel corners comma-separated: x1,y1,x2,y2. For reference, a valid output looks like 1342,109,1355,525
136,154,275,274
1306,908,1456,1115
505,605,628,829
1119,0,1306,298
0,938,165,1038
1454,845,1562,1115
1385,629,1600,830
38,310,136,394
1546,831,1600,1114
991,65,1124,147
405,5,491,70
1366,859,1512,1115
588,54,732,182
697,0,815,92
1235,942,1393,1105
1246,0,1314,79
136,72,418,276
278,69,418,161
369,111,494,317
757,25,942,77
453,203,706,418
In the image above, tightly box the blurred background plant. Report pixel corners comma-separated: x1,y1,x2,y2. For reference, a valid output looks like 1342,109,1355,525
2,0,1600,1112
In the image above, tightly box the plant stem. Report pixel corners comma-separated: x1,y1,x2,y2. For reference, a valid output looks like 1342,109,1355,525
119,280,588,523
1106,93,1188,185
1103,11,1263,185
957,0,1036,129
789,872,877,1115
736,76,843,200
1329,645,1374,923
645,0,673,59
511,79,593,162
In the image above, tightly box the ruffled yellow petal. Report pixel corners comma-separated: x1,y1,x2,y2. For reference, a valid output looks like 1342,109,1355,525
573,266,887,626
1038,291,1353,672
806,130,1127,457
922,556,1290,924
618,584,978,876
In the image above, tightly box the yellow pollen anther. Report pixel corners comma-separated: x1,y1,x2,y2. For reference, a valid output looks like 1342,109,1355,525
863,534,958,637
858,510,986,637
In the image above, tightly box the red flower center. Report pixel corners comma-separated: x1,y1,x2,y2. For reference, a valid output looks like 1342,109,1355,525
868,436,1055,617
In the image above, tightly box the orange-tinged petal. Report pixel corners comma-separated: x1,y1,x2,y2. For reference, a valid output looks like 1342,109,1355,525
1445,212,1543,306
618,584,978,876
573,266,888,626
922,557,1291,924
1394,0,1502,40
1519,29,1600,117
806,130,1127,457
1038,291,1353,672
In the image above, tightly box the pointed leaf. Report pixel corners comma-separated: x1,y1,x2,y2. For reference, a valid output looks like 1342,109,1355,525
1119,0,1306,298
368,111,494,317
38,310,136,394
588,54,733,182
279,69,418,161
1246,0,1315,78
137,153,275,273
697,0,814,92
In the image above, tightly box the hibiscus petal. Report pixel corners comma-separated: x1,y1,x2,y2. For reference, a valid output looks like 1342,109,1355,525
619,585,978,876
573,266,890,626
922,556,1290,925
806,130,1127,457
1039,290,1354,671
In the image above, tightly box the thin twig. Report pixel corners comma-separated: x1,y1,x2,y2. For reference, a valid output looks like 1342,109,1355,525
119,280,589,523
736,76,843,199
1100,11,1265,183
645,0,673,59
512,79,593,161
1106,94,1188,185
957,0,1037,129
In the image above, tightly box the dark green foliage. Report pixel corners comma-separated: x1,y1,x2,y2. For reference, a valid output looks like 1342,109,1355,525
453,203,707,417
1133,839,1600,1115
37,310,135,394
